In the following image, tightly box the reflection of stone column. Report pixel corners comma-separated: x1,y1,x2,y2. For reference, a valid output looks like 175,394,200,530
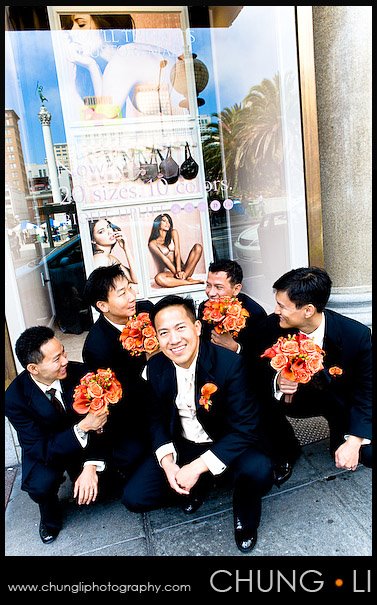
312,7,371,328
38,105,61,205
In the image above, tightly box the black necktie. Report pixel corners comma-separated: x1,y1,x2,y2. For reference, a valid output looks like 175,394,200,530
46,388,65,414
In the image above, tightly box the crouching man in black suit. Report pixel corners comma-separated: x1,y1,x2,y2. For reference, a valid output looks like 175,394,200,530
122,295,274,553
5,326,107,544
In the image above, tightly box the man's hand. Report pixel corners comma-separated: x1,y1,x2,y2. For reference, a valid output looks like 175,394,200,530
160,454,189,495
78,410,108,433
74,464,98,505
335,436,362,471
210,329,238,352
175,458,208,492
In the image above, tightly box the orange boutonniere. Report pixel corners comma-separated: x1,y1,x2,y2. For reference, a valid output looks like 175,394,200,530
199,383,218,411
329,366,343,377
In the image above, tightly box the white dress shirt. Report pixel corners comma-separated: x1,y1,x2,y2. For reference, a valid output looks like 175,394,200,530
155,354,226,475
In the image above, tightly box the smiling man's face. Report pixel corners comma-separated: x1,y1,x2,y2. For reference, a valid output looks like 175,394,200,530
154,304,201,369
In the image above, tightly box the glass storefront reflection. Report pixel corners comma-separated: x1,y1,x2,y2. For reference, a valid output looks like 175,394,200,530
5,6,309,349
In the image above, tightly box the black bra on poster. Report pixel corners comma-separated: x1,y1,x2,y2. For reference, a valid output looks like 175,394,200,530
180,142,199,180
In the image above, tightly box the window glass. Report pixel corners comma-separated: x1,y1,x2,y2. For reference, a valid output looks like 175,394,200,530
5,5,309,354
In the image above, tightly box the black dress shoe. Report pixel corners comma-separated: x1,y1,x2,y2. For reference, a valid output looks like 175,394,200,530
273,462,293,487
234,518,257,553
181,496,204,514
39,522,60,544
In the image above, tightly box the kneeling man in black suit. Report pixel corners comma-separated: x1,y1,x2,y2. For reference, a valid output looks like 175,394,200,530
122,295,273,553
5,326,107,544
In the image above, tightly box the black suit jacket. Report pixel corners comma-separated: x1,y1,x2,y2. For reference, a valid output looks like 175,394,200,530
146,339,263,467
82,299,154,432
5,361,101,488
253,309,372,440
198,292,267,363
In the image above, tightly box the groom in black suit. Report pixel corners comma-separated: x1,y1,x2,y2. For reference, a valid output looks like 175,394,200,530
122,295,274,553
253,266,372,472
83,264,154,482
5,326,107,544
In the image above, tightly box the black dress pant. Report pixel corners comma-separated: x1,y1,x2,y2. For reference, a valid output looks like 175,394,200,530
273,391,372,469
23,458,82,530
122,438,274,533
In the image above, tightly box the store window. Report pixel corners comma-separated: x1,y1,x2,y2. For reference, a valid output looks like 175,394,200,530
5,6,320,367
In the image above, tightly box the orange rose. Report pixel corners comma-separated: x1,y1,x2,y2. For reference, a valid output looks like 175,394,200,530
142,325,156,338
137,312,150,323
87,381,104,399
329,366,343,376
280,339,300,356
89,398,105,414
222,315,238,332
299,339,317,354
270,353,289,371
306,352,324,374
104,381,123,404
144,336,159,354
227,303,242,317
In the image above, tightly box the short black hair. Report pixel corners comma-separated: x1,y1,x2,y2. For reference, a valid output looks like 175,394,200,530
208,259,243,286
15,326,55,369
273,266,332,312
84,264,127,312
150,295,196,326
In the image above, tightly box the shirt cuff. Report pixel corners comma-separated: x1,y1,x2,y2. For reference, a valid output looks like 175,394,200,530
74,424,88,447
200,450,226,475
273,372,284,400
156,443,177,467
344,435,371,445
84,460,106,472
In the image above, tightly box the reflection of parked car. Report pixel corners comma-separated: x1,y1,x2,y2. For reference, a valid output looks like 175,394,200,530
234,223,261,262
45,235,92,334
257,211,289,278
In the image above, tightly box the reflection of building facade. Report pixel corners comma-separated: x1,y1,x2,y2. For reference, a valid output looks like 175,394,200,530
198,114,211,134
5,109,29,194
53,142,71,170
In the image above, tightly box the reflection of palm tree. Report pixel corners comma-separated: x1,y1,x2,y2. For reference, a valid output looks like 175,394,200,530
201,72,297,198
202,103,246,192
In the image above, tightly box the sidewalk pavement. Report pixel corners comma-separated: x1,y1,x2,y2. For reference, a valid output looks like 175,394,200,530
5,437,371,557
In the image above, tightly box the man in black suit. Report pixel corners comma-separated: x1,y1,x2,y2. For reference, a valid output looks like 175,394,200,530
5,326,107,544
197,259,293,486
122,295,274,553
83,264,154,483
198,259,267,357
254,266,372,472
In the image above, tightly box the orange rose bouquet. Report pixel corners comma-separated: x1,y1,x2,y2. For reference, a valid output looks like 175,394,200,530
72,368,122,415
119,312,159,357
260,333,325,384
202,296,250,338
